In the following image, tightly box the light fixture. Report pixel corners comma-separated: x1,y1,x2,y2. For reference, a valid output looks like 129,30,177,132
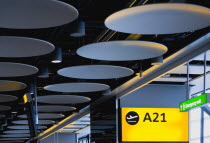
138,62,143,77
52,47,62,63
70,21,85,37
0,125,3,130
7,114,14,120
2,119,7,126
162,73,170,77
28,83,35,95
38,63,49,78
151,56,163,65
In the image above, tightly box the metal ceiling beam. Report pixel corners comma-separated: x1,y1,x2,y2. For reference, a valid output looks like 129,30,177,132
112,32,210,99
34,32,210,142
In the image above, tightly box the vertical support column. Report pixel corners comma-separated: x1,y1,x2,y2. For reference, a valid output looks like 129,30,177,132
33,80,38,128
186,62,190,100
116,99,121,143
201,108,204,143
204,52,207,94
24,93,37,142
200,52,207,143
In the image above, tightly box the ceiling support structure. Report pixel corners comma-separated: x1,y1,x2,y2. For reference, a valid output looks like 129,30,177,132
94,0,146,43
24,93,38,142
113,33,210,99
34,33,210,141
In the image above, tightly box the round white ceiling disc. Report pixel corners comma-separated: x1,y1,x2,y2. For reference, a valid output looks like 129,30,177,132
44,83,110,93
0,0,78,29
18,113,65,119
0,36,55,58
0,134,30,138
105,3,210,34
4,130,30,134
8,125,46,130
77,41,167,61
38,106,76,112
58,65,134,79
0,94,18,102
0,62,38,77
0,105,11,111
12,120,55,125
0,80,26,92
38,95,91,104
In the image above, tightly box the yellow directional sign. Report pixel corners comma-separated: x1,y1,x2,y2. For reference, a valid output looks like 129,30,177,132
23,94,28,103
121,108,188,142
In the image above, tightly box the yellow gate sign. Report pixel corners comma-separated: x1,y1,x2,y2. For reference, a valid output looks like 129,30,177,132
121,108,188,142
23,94,28,103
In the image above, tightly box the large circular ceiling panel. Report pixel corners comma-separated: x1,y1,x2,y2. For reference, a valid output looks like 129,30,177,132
0,80,26,92
18,113,65,119
44,83,110,93
0,105,11,111
0,94,17,102
12,120,55,125
38,106,76,112
38,95,91,104
0,62,38,77
105,3,210,34
77,41,167,61
4,130,30,134
0,36,55,58
0,134,30,138
8,125,46,130
58,65,134,79
0,0,78,29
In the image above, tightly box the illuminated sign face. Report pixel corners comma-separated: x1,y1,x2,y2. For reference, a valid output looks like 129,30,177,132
23,94,28,103
121,108,189,142
180,93,208,112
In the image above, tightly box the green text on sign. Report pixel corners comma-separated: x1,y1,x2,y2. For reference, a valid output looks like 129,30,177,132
180,94,207,112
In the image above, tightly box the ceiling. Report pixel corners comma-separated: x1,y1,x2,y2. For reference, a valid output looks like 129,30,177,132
0,0,209,142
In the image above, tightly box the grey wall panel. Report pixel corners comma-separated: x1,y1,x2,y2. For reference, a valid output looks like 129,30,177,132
120,84,187,108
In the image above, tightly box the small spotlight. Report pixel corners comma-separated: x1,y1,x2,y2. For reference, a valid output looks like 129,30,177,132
38,64,49,78
0,125,3,130
151,56,163,65
2,119,7,126
28,83,35,94
70,21,85,37
162,73,170,77
52,47,62,63
52,60,61,63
